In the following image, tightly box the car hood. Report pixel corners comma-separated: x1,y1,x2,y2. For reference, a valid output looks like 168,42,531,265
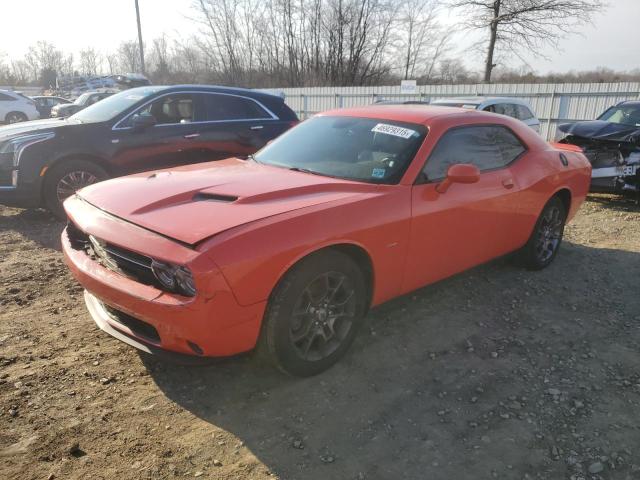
76,158,381,245
0,118,68,141
558,120,640,143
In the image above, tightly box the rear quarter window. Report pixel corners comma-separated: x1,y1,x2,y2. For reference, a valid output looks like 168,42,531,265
205,94,272,121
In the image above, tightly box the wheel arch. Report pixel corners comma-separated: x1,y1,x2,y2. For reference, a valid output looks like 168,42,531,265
40,153,111,194
553,187,572,215
270,242,376,312
43,153,112,176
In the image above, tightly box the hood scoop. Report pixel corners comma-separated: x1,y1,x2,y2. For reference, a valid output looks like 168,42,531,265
193,192,238,203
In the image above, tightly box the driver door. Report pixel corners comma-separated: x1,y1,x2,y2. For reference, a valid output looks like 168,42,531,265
109,92,206,173
403,124,528,292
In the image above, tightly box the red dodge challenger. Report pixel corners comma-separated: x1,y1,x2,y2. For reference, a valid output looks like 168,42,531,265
62,106,591,376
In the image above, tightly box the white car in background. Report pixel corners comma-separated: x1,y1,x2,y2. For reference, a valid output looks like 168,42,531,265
0,90,40,124
430,97,541,133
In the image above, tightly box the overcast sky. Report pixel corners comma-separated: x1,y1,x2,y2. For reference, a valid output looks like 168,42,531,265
1,0,637,75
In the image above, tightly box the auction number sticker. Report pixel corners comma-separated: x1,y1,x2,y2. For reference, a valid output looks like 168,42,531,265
371,123,417,139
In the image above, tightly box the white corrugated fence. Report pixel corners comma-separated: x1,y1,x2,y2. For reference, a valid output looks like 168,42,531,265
266,82,640,140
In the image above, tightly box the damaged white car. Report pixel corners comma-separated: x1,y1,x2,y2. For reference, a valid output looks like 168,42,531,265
558,101,640,195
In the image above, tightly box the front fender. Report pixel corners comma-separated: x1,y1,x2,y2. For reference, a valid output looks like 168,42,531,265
199,187,412,307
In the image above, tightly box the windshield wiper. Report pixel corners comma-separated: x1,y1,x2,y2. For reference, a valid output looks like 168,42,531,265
246,154,260,163
288,167,324,176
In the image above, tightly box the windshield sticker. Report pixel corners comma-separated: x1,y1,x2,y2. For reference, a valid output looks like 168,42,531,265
371,168,386,179
371,123,417,139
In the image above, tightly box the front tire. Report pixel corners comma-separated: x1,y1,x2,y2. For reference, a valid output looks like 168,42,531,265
260,250,368,377
519,196,567,270
43,159,109,220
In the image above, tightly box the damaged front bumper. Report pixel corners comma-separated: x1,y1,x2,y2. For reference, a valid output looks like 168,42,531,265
559,134,640,194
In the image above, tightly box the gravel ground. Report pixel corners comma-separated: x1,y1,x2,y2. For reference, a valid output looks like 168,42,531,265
0,195,639,480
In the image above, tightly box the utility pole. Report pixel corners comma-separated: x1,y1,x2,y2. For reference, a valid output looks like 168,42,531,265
135,0,145,74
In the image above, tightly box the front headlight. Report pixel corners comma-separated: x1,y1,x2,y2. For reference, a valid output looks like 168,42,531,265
151,260,197,297
0,132,55,167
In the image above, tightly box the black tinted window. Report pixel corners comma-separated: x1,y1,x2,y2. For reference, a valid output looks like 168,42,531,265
423,125,526,181
205,94,271,121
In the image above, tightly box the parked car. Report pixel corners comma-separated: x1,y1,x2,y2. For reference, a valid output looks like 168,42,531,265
61,105,591,376
50,91,115,118
558,100,640,194
32,95,71,118
430,97,541,133
0,90,40,124
0,85,298,217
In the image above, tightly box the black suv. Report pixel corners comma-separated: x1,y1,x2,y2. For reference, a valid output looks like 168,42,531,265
0,85,298,217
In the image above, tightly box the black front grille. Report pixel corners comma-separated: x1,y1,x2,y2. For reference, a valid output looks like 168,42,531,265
0,170,12,187
102,303,161,343
66,222,157,287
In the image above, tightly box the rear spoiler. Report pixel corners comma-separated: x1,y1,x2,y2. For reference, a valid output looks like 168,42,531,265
550,142,583,153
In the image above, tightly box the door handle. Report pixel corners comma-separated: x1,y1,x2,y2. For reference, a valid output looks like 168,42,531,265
250,125,264,130
502,178,515,189
183,133,200,139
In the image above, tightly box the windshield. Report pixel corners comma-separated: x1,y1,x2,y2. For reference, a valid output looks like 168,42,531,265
71,87,164,123
254,115,427,184
598,105,640,126
74,93,91,105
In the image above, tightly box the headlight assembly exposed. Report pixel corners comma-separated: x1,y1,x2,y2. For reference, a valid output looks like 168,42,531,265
151,260,196,297
0,132,55,167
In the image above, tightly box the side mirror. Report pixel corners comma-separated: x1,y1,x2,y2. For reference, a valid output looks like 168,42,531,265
435,163,480,193
131,113,157,131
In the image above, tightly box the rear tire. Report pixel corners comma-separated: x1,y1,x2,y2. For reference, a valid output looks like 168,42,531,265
259,250,368,377
518,196,567,270
43,159,108,220
5,112,27,124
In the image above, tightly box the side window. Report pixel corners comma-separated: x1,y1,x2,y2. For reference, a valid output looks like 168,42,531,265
0,92,15,101
205,94,272,121
516,104,534,120
422,125,526,181
491,103,519,119
126,93,203,126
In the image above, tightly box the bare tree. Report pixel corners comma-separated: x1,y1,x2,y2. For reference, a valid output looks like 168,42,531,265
393,0,452,81
79,48,102,76
450,0,606,83
117,41,142,73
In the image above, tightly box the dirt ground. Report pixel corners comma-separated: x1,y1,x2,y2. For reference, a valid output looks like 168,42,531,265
0,195,639,480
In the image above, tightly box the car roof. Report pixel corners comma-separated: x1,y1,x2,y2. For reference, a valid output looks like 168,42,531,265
320,104,492,126
431,96,531,106
139,84,284,102
618,100,640,107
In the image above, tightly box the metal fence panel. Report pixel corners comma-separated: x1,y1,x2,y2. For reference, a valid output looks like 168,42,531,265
266,83,640,140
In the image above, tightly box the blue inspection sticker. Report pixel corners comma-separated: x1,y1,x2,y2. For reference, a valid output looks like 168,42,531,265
372,168,386,179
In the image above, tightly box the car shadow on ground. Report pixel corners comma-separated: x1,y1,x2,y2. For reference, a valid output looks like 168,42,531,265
586,193,639,211
143,241,640,479
0,207,64,250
